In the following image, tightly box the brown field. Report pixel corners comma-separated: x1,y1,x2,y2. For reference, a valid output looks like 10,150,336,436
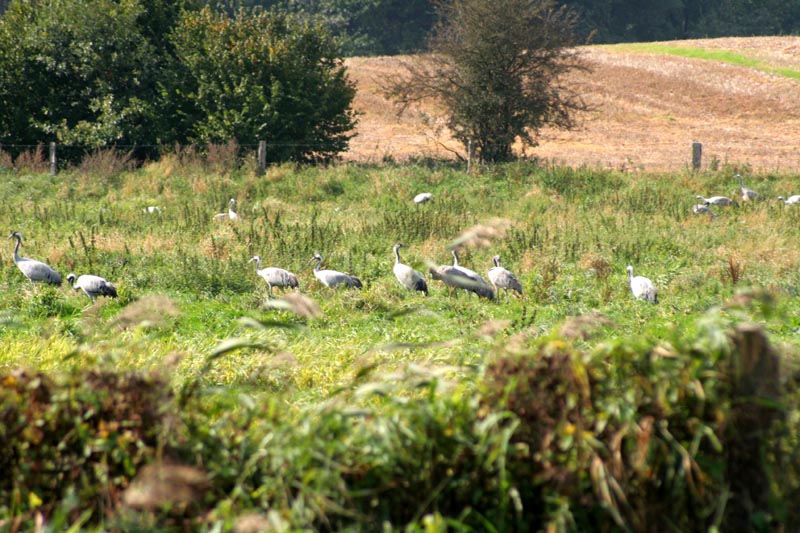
344,36,800,172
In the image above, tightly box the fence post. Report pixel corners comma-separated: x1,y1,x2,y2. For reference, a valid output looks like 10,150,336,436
691,142,702,171
257,141,267,175
466,139,473,174
49,142,57,176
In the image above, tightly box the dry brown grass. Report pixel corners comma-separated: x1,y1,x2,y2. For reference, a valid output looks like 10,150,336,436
344,37,800,171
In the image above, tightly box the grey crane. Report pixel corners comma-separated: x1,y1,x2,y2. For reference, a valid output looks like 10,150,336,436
626,265,658,303
66,273,118,301
9,232,61,287
392,243,428,295
414,192,433,205
695,195,733,206
778,195,800,205
214,198,240,221
430,250,495,300
692,201,717,218
311,253,362,289
736,174,760,202
487,255,523,298
249,255,299,295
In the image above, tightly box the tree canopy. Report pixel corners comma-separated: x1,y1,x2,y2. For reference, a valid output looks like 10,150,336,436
387,0,587,163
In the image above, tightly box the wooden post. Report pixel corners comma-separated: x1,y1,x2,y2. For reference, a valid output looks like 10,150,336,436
49,142,57,176
257,141,267,175
466,139,473,174
691,142,702,171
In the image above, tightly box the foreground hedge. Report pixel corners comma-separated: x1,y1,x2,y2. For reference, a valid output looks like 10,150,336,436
1,299,799,531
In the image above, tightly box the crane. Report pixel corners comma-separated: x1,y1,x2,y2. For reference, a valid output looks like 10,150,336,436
311,254,362,289
214,198,239,221
778,195,800,205
736,174,759,202
695,195,733,206
66,273,118,301
487,255,523,298
430,250,495,300
9,232,62,287
392,243,428,295
692,201,717,218
249,256,299,295
626,265,658,303
414,192,433,205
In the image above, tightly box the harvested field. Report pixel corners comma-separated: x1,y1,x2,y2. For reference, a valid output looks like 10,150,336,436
344,36,800,172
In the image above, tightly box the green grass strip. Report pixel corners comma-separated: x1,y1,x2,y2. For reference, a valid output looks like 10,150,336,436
602,42,800,81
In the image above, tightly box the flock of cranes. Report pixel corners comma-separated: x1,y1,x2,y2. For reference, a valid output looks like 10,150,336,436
15,175,794,307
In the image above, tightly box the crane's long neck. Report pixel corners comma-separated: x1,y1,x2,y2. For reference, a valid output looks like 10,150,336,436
314,257,322,272
493,257,501,268
451,250,459,267
12,235,21,263
253,257,262,270
393,247,401,265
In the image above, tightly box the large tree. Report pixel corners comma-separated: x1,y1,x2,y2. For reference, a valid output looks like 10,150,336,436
387,0,587,163
170,7,358,163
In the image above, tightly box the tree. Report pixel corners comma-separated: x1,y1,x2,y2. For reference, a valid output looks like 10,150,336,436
387,0,587,163
170,7,358,163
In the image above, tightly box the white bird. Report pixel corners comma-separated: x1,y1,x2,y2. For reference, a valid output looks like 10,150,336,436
736,174,759,202
487,255,523,298
692,202,717,218
214,198,239,221
9,232,62,287
430,250,495,300
695,195,733,207
143,206,162,214
249,256,299,296
66,273,118,301
626,265,658,303
392,243,428,295
311,253,362,289
778,195,800,205
413,192,433,205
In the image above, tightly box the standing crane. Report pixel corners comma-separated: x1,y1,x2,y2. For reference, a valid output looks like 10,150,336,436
214,198,240,221
66,273,118,301
311,254,362,289
249,256,299,296
392,243,428,295
9,232,62,287
626,265,658,303
487,255,523,298
430,250,495,300
736,174,760,202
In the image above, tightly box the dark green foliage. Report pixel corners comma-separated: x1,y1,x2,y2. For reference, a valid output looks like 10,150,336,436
169,7,357,164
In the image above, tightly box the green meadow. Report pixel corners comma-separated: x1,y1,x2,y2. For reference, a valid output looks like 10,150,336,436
2,151,800,530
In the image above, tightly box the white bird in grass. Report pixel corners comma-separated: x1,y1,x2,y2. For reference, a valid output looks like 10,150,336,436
430,250,495,300
695,195,733,207
214,198,239,221
392,243,428,296
413,192,433,205
692,201,717,218
9,232,62,287
249,256,299,296
66,273,118,301
626,265,658,303
778,195,800,205
143,206,162,214
736,174,760,202
311,253,362,289
487,255,523,298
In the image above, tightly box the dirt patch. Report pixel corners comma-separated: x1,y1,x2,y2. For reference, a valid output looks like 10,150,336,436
344,37,800,171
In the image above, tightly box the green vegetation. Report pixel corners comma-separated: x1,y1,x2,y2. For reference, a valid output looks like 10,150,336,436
1,151,800,530
608,43,800,81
